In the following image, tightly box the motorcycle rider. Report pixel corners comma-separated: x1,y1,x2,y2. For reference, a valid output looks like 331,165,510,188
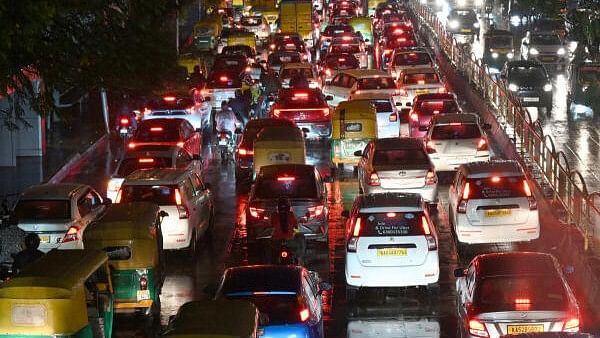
188,65,206,89
0,207,26,277
115,93,137,132
215,101,240,138
270,196,306,265
12,233,44,274
260,68,281,96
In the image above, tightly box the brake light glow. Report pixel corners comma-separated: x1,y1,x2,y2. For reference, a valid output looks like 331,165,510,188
238,148,254,156
410,113,419,122
128,142,136,149
420,216,431,235
397,37,407,42
219,76,229,82
139,274,148,290
308,205,324,218
368,172,380,186
120,118,129,125
352,217,362,237
491,176,501,183
299,309,310,322
450,122,462,126
339,58,346,61
417,80,425,85
386,212,396,217
138,158,155,164
175,188,183,205
150,127,163,132
249,207,265,218
563,318,579,332
325,68,332,76
273,109,281,117
176,141,184,147
426,140,436,154
115,189,122,203
397,88,407,96
294,92,309,98
245,66,252,72
433,110,440,114
468,319,488,337
277,176,296,181
438,87,447,93
163,96,176,102
62,226,80,243
477,138,488,150
523,180,532,197
394,28,404,34
514,298,530,304
462,182,471,200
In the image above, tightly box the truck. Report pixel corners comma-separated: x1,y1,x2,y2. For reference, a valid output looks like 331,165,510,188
244,0,279,29
279,0,314,48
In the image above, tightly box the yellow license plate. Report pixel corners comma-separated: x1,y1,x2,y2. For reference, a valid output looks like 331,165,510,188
39,235,50,243
377,248,407,256
416,89,430,94
461,28,472,32
507,324,544,335
485,209,512,217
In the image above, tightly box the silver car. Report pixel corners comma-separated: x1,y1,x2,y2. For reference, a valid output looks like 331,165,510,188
455,252,580,338
13,184,107,252
521,31,568,73
356,138,438,204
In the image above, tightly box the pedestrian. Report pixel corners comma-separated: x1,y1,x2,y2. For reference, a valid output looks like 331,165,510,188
12,233,45,274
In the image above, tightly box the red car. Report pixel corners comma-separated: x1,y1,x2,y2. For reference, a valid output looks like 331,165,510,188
129,118,202,157
270,88,331,140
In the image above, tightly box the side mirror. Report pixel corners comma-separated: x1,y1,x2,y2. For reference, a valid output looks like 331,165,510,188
193,154,202,161
159,211,169,218
341,210,350,218
325,80,332,86
353,150,362,156
323,176,334,183
395,101,402,106
301,127,310,134
235,127,243,134
482,123,492,130
500,73,506,79
454,268,466,278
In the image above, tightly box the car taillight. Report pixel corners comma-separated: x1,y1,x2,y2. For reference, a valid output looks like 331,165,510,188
325,68,332,76
351,90,362,95
249,207,265,218
425,170,437,185
176,141,184,148
307,205,324,218
426,140,436,154
174,189,189,219
347,217,361,252
468,318,489,337
477,138,488,151
120,118,129,126
368,172,380,186
422,216,437,250
458,182,470,213
384,49,392,55
299,308,310,322
237,148,254,156
523,180,537,210
139,274,148,290
398,88,407,96
273,109,281,117
563,317,580,332
115,189,123,203
389,113,398,122
438,87,447,93
107,180,120,192
128,142,136,149
322,108,330,116
62,226,80,243
410,112,419,122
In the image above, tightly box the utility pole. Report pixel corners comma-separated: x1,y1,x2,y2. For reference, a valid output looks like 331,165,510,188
176,0,180,55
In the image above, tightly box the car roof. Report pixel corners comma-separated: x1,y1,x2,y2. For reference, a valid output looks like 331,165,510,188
123,168,191,185
460,160,524,178
374,137,425,150
138,118,187,128
20,183,88,201
258,164,316,179
255,125,304,142
123,146,181,159
474,252,558,278
357,192,423,211
221,265,302,294
339,69,391,78
431,113,479,124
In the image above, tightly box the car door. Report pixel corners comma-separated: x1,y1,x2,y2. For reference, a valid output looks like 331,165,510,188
457,264,476,323
179,178,199,236
190,173,211,233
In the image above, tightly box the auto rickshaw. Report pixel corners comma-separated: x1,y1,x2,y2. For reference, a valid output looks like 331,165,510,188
162,300,262,337
0,249,115,338
349,17,374,46
82,202,165,318
227,31,257,52
252,125,306,179
331,100,378,170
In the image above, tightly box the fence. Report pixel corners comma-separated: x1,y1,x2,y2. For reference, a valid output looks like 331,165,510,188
410,0,600,250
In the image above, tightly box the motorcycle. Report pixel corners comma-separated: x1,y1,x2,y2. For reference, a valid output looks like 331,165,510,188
217,131,236,162
116,115,135,145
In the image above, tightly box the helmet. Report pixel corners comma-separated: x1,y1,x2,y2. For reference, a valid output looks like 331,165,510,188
277,196,291,213
25,233,41,250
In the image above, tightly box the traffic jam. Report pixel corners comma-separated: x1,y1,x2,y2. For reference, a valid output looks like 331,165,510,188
0,0,598,337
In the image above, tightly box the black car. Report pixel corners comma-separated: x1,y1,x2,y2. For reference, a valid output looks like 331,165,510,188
501,61,553,111
446,9,480,36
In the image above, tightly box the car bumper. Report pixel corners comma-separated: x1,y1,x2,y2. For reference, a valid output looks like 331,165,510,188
345,252,439,287
429,153,490,171
161,217,192,250
114,299,154,311
363,184,438,203
515,91,552,107
246,216,328,240
455,213,540,244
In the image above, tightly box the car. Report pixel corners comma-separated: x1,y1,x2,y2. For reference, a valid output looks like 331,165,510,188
141,95,203,130
221,45,257,61
318,53,360,85
455,252,580,338
270,88,332,139
408,92,461,137
387,48,435,80
245,164,330,241
116,168,214,252
446,9,480,36
381,32,419,68
424,113,491,171
204,70,243,111
239,15,271,40
520,31,568,73
482,30,515,74
501,60,553,111
566,61,600,118
215,265,330,338
267,51,303,75
322,69,399,107
217,28,251,53
379,13,412,34
280,63,320,89
129,118,202,157
13,183,107,252
394,68,446,113
351,97,401,138
356,138,438,203
212,54,249,76
448,160,540,254
327,41,368,68
344,193,439,299
235,118,296,183
106,145,202,202
272,39,311,62
318,25,355,56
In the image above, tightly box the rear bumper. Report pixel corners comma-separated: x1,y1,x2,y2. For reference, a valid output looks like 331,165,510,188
430,153,490,171
246,215,328,240
345,252,439,287
114,299,153,311
161,217,192,250
363,184,438,203
455,213,540,244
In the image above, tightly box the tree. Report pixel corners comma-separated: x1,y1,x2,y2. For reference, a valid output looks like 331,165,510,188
0,0,190,129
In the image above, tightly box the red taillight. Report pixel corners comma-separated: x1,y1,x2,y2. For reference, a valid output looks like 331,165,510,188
458,182,470,213
220,76,229,82
347,217,361,252
422,216,437,250
138,158,154,163
417,80,425,85
468,318,489,337
389,113,398,122
352,217,361,237
245,66,252,72
477,138,488,151
174,189,189,218
249,207,265,218
120,118,129,126
523,180,532,197
176,141,184,147
368,172,380,186
277,176,295,181
150,127,163,132
325,68,332,76
280,250,289,258
174,188,183,205
514,298,530,304
438,87,447,93
425,170,437,185
273,109,281,117
163,96,176,102
462,182,471,200
115,189,123,203
128,142,136,149
421,216,431,235
523,180,537,210
237,148,254,156
139,274,148,290
563,317,580,332
299,308,310,322
308,205,324,218
62,226,80,243
410,113,419,122
322,108,330,117
426,140,436,154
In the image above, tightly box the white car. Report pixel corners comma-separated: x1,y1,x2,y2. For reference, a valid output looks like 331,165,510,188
322,70,399,107
344,193,439,299
393,68,446,112
106,146,202,202
280,63,320,88
425,113,491,171
387,48,435,80
239,15,271,41
357,138,438,203
351,97,401,138
117,168,214,252
13,184,107,252
448,160,540,255
347,318,440,338
327,42,368,69
142,95,203,130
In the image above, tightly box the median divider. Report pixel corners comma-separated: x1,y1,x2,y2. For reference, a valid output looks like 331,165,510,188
48,134,108,184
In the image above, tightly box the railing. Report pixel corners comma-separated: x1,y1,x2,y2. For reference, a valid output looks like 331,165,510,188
410,0,599,250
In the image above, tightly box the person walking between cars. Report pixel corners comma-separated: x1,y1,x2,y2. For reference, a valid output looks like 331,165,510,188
270,196,306,265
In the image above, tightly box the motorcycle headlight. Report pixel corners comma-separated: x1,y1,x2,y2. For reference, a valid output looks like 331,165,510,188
529,48,539,55
508,83,519,91
473,22,480,28
557,47,566,55
449,20,459,29
543,83,552,92
491,52,499,58
507,52,514,59
510,16,521,26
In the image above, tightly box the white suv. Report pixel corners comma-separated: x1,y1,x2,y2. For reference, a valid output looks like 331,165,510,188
344,193,439,300
322,70,399,107
448,161,540,255
425,113,491,171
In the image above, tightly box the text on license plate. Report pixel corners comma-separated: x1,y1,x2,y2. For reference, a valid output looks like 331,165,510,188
39,235,50,243
137,290,151,301
506,324,544,335
416,89,430,94
461,28,472,32
269,152,290,162
523,97,539,102
377,248,407,256
485,209,512,217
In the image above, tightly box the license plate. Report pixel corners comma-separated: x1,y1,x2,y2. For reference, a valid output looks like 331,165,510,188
416,89,430,94
270,152,290,162
377,248,408,256
461,28,472,32
541,56,555,62
119,128,128,134
218,139,229,145
39,235,50,243
485,209,512,217
506,324,544,335
137,290,151,301
523,97,539,102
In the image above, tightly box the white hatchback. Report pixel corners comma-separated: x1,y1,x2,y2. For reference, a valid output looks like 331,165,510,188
344,193,439,299
448,161,540,254
393,68,446,112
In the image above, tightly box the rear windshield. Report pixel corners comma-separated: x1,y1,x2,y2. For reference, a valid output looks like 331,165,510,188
213,58,245,69
207,75,242,89
226,294,301,324
509,66,546,81
255,176,317,199
15,200,71,220
370,100,393,112
430,124,481,140
268,53,301,65
150,110,187,116
324,26,353,35
357,212,426,236
579,67,600,82
117,157,171,177
475,275,568,311
329,44,361,54
357,78,396,90
372,148,429,166
394,52,432,66
281,68,314,79
324,54,359,69
465,176,528,199
119,185,178,205
136,124,179,142
279,93,325,106
403,73,440,85
416,100,459,115
241,16,262,26
222,46,254,57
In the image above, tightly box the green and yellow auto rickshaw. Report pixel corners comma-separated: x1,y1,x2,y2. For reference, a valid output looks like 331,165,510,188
0,249,115,338
82,202,165,318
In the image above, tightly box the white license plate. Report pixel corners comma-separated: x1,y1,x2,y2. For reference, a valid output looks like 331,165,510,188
270,153,290,162
218,139,229,145
137,290,151,301
119,128,128,134
523,97,539,102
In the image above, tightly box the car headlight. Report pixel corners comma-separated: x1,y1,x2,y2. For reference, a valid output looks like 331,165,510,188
508,83,519,91
543,83,552,92
449,20,459,29
557,47,566,55
491,52,499,58
473,22,480,28
507,52,514,59
529,48,539,56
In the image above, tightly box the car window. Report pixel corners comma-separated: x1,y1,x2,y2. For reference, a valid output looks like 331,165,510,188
356,212,427,236
357,77,396,90
281,68,314,79
372,148,429,166
465,176,529,199
339,74,351,87
120,185,179,205
136,123,180,142
430,124,482,140
416,99,459,115
225,294,303,324
77,191,98,217
402,72,440,85
14,200,71,220
254,175,318,199
394,52,432,66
